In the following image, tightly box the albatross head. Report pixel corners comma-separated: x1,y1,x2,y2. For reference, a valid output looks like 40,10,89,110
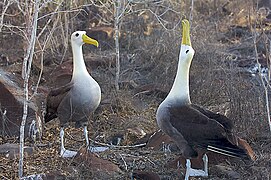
70,31,99,80
164,19,195,103
179,19,194,67
71,31,99,47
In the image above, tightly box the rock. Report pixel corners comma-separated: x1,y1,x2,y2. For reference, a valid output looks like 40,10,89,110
47,57,113,89
74,148,121,174
0,69,42,140
124,126,147,145
146,130,178,151
132,170,160,180
214,164,241,179
45,60,73,88
0,143,34,159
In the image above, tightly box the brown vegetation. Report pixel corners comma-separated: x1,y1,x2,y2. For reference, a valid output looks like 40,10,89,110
0,0,271,179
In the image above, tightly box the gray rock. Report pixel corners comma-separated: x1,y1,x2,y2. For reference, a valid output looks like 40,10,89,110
215,164,241,179
0,143,34,159
0,69,43,140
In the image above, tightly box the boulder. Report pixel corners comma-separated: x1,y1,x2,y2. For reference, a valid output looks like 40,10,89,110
132,170,160,180
146,130,177,151
0,69,42,140
74,148,121,173
73,148,122,179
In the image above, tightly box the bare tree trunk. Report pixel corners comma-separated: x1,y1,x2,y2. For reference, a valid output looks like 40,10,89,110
19,0,40,178
114,0,121,91
253,0,271,133
189,0,194,26
114,0,127,91
253,35,271,132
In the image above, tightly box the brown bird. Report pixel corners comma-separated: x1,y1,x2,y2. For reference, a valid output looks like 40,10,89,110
156,20,256,179
45,31,106,157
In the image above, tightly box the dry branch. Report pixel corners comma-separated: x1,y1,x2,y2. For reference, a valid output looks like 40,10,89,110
114,0,122,91
252,1,271,133
19,0,40,178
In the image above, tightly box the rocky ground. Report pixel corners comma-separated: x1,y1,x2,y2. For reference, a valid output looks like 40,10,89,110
1,1,271,179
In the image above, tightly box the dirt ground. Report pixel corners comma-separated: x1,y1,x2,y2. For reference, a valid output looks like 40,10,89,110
0,0,271,179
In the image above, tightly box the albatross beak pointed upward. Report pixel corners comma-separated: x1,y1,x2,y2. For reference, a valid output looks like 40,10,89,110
82,34,99,47
182,19,191,46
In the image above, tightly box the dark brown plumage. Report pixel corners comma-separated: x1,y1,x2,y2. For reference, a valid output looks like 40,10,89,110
45,82,73,123
168,104,255,160
44,31,101,157
156,19,255,179
156,19,255,162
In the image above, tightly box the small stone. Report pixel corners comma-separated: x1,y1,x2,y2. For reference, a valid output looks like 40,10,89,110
0,143,34,159
215,164,241,179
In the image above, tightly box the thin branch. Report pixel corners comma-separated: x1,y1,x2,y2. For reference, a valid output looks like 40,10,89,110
37,8,86,21
0,103,7,136
253,29,271,133
114,0,122,91
189,0,194,26
37,0,63,39
19,0,40,178
0,0,13,32
119,153,128,171
125,8,182,31
90,138,146,148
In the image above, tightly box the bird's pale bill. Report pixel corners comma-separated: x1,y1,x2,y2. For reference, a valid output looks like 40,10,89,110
182,19,191,46
82,34,99,47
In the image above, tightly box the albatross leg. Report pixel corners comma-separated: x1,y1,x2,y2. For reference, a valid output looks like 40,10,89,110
84,126,90,147
60,127,77,158
203,154,208,176
84,126,109,153
184,154,208,180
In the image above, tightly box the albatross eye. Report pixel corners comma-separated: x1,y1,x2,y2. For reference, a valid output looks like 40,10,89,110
75,33,79,37
186,50,189,54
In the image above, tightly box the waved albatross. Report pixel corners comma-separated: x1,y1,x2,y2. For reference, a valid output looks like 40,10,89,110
156,20,256,179
45,31,107,158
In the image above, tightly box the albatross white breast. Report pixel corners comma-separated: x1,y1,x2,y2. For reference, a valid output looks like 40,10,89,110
156,20,256,179
45,31,107,158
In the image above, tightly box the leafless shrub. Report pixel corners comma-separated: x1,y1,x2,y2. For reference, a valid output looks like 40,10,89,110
1,0,271,179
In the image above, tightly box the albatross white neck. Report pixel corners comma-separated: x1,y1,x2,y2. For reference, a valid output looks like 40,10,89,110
165,45,194,104
71,43,89,80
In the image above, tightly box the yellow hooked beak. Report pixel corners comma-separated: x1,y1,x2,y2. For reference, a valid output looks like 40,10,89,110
181,19,191,46
82,34,99,47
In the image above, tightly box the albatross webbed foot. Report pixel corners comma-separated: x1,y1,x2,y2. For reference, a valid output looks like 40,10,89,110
60,148,77,158
60,127,77,158
162,142,172,153
84,126,109,153
88,146,109,152
184,154,208,180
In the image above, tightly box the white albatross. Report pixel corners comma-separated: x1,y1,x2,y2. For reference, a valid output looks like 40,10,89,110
45,31,108,158
156,20,256,179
